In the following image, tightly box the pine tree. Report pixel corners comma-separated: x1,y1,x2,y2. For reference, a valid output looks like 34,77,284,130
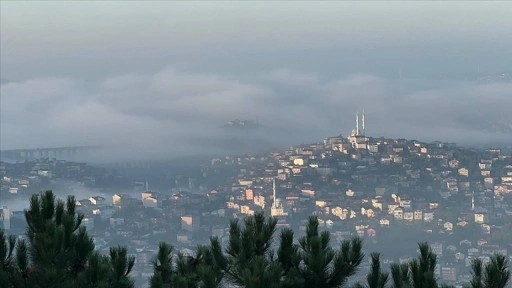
1,229,17,287
298,216,364,288
173,249,204,288
6,193,512,288
195,241,225,288
216,212,283,288
408,243,438,288
149,241,223,288
201,213,365,288
23,190,95,287
2,190,134,288
469,258,484,288
467,254,510,288
354,253,389,288
108,246,136,288
277,228,303,288
197,212,307,288
150,242,174,288
390,262,410,288
77,251,112,288
389,242,455,288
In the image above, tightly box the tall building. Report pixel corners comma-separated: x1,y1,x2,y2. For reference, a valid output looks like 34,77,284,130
0,206,10,230
271,179,288,217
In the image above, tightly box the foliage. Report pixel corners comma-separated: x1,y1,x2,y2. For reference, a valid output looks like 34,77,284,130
1,190,135,288
389,242,442,288
149,241,224,288
466,255,510,288
354,253,388,288
23,190,95,287
221,212,280,287
2,192,512,288
408,242,438,288
299,216,364,288
0,229,19,287
150,212,365,288
390,262,410,288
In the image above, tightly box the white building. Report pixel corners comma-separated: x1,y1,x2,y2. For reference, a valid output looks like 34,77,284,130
254,195,265,209
474,213,487,224
112,194,122,206
88,196,106,206
142,192,158,208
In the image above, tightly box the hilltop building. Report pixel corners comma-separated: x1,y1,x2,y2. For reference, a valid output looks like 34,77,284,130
348,111,369,149
271,179,288,217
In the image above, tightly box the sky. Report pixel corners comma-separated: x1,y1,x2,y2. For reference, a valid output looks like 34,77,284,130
1,1,512,161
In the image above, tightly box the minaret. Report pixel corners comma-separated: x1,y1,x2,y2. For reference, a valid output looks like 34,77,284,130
362,110,365,135
272,179,277,208
271,178,288,217
471,191,475,211
356,113,359,135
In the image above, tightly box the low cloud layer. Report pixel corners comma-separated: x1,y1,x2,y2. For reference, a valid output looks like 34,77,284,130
1,67,511,162
1,180,107,211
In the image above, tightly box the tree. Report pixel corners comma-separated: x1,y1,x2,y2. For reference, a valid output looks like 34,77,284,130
1,229,18,287
212,212,283,288
277,228,303,288
408,243,438,288
2,190,134,288
172,248,204,288
150,241,221,288
77,252,112,288
354,253,389,288
195,240,227,288
150,242,174,288
298,216,364,288
467,254,510,288
74,246,135,288
108,246,136,288
390,262,411,288
389,242,454,288
5,193,512,288
201,213,365,288
23,190,95,287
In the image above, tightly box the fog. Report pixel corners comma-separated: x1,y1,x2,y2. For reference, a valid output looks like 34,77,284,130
1,2,512,162
1,180,107,211
1,68,512,162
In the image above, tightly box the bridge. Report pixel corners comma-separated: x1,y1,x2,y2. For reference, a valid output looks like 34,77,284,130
0,146,100,161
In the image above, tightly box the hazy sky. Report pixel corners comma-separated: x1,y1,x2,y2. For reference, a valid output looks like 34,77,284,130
1,2,512,160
